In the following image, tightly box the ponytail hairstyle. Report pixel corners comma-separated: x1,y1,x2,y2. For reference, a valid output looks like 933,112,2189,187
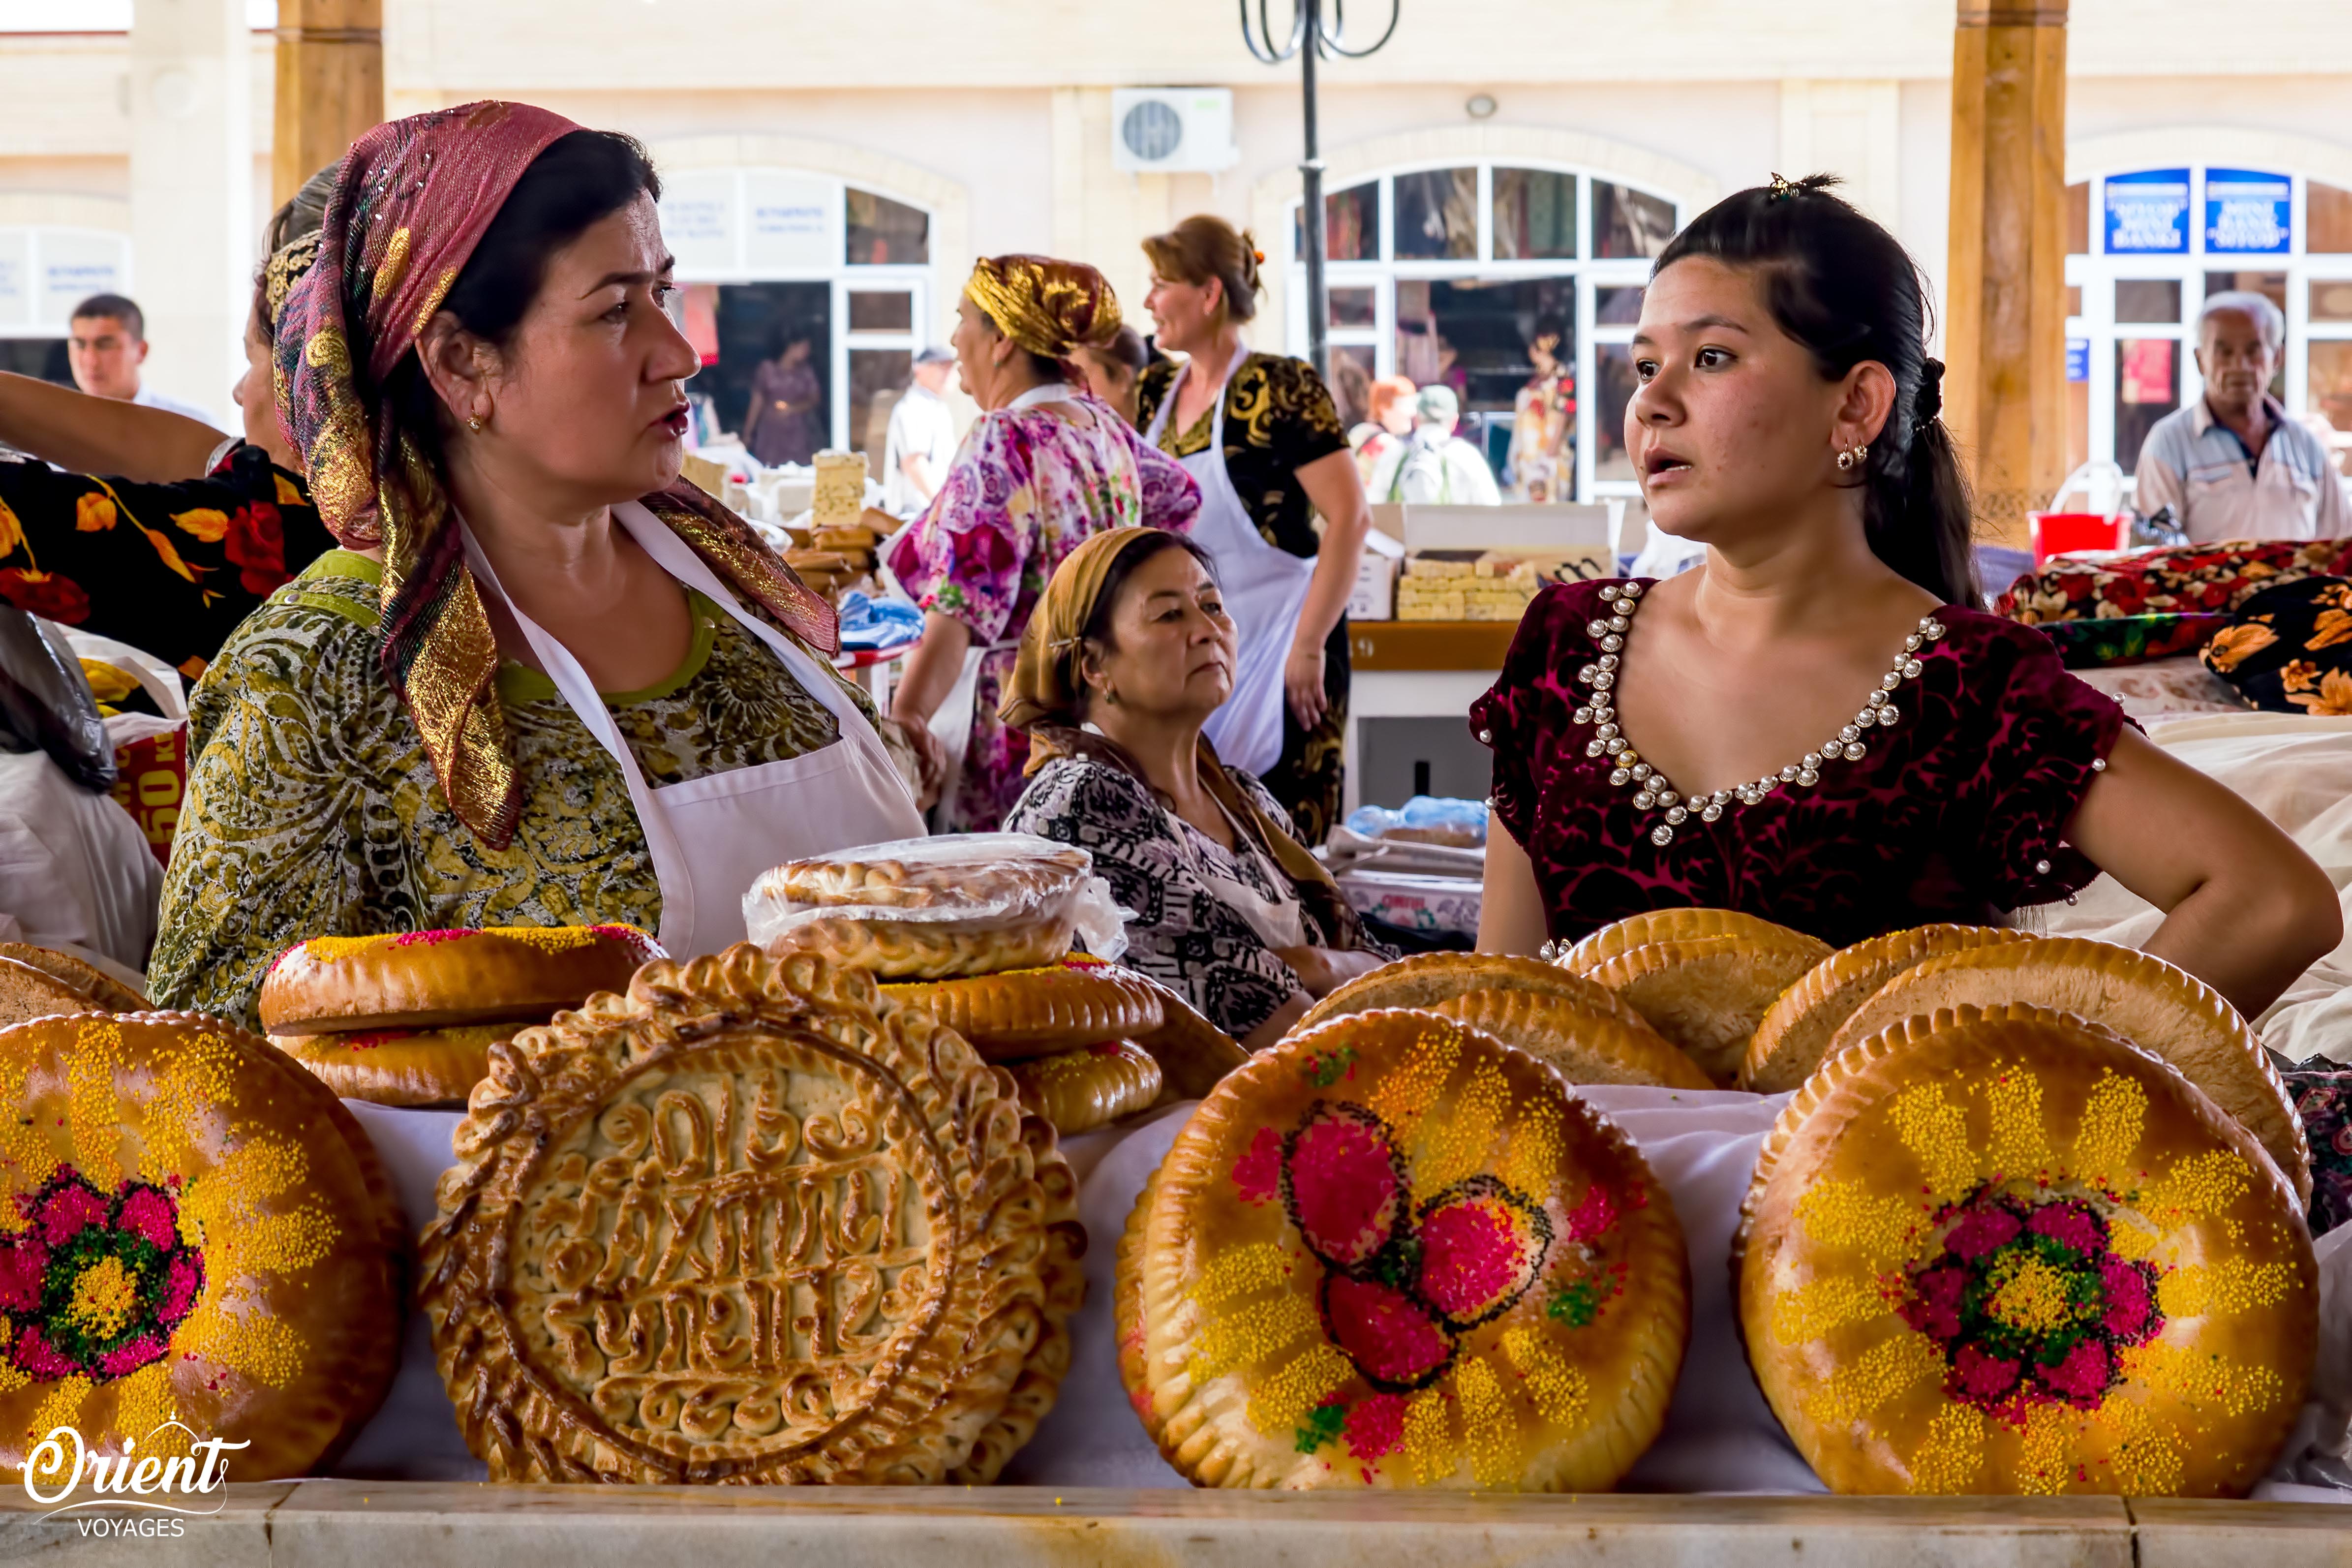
1651,174,1980,607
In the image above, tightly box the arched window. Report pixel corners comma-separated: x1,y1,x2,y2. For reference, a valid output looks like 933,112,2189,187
1285,162,1681,504
658,169,934,473
2063,166,2352,489
0,226,132,383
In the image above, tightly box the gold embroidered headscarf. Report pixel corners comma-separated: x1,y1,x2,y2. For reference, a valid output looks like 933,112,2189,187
964,254,1122,361
275,101,838,848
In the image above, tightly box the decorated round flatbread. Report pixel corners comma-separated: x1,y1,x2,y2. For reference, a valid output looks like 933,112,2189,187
1737,1003,2317,1497
1126,1008,1688,1490
1582,937,1826,1085
418,945,1081,1484
0,1013,402,1483
1743,924,2032,1093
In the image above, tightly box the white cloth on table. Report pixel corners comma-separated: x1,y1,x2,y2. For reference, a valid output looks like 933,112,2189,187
327,1084,2349,1496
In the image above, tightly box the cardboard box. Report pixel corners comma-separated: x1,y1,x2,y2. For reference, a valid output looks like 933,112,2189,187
1399,503,1616,583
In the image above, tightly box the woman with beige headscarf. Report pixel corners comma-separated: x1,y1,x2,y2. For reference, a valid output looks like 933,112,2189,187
1001,527,1392,1050
884,255,1199,835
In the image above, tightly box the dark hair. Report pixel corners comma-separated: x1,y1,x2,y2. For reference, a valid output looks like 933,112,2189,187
1141,215,1263,324
1652,174,1978,606
389,129,660,449
1072,530,1222,711
70,293,143,340
1091,324,1152,376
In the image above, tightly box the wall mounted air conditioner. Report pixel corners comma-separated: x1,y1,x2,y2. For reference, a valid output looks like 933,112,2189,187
1110,88,1239,174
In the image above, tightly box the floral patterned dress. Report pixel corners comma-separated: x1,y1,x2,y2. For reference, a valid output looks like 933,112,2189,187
1470,579,2128,949
0,442,334,679
884,395,1199,832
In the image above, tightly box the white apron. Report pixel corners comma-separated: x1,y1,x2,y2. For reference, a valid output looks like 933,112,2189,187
925,381,1087,826
1143,344,1315,778
460,500,925,958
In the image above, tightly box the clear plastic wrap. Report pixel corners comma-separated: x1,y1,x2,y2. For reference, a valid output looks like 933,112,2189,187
744,833,1129,972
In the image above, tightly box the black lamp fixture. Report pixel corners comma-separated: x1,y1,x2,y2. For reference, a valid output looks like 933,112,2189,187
1239,0,1401,384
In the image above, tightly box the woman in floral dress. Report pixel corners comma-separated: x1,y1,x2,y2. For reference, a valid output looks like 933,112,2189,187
886,254,1198,832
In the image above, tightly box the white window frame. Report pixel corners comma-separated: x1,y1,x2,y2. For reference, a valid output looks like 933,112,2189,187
1284,159,1679,506
664,169,934,452
2068,166,2352,487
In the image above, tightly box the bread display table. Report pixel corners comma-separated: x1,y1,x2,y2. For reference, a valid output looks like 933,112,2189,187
10,1483,2352,1566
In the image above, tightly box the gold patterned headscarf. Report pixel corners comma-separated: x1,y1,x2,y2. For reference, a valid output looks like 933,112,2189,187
261,232,321,335
275,101,838,848
964,254,1122,361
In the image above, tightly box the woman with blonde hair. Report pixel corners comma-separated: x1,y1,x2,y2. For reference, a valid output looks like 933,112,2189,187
1138,214,1374,847
885,255,1199,832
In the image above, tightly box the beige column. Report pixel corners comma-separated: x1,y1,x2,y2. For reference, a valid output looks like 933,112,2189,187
1945,0,2070,549
128,0,253,427
273,0,383,208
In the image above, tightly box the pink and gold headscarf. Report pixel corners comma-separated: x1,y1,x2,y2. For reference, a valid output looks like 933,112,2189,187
275,101,837,848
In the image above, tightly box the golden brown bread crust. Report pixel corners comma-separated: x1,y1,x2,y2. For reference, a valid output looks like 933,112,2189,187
417,943,1078,1484
762,912,1073,981
1742,924,2033,1093
1006,1041,1164,1136
259,925,661,1034
1824,936,2310,1204
0,1011,401,1483
769,842,1089,911
1583,936,1826,1086
1425,991,1713,1090
1129,1007,1688,1489
272,1022,512,1107
0,955,106,1030
1295,950,1654,1038
1560,908,1833,978
0,942,145,1013
880,957,1166,1057
1114,1167,1164,1447
1735,1002,2317,1497
1130,984,1251,1100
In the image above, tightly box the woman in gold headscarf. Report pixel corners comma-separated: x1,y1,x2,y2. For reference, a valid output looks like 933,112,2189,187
1000,528,1392,1050
883,255,1199,834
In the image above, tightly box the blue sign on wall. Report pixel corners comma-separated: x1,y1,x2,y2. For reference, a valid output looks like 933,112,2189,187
2067,338,2089,383
2105,169,2191,254
2205,168,2292,254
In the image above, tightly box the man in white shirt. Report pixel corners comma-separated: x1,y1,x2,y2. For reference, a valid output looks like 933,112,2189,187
2134,290,2350,542
66,294,222,432
883,346,959,518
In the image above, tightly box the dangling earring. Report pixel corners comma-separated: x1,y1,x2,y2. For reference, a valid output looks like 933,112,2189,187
1835,441,1868,472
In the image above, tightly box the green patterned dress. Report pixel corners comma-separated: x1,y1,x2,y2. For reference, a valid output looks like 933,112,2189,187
150,550,877,1029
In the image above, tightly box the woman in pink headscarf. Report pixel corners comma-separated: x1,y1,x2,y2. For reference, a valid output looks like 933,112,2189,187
151,103,924,1028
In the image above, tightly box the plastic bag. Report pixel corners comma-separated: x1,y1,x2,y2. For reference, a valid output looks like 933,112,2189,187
0,607,114,793
744,832,1129,962
1342,795,1489,848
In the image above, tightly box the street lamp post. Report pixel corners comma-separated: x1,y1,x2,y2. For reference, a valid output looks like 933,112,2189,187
1239,0,1401,384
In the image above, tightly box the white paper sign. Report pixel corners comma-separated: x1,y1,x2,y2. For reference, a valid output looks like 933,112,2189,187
659,169,738,275
0,230,30,330
743,171,835,272
36,231,125,328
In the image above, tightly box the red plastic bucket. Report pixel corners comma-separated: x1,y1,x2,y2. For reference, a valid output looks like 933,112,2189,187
2029,511,2126,564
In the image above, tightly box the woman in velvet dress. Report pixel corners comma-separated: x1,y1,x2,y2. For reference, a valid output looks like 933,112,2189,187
1472,176,2336,1025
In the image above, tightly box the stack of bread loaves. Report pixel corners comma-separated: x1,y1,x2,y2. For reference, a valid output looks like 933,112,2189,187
0,940,147,1028
258,925,662,1107
747,834,1249,1133
1289,950,1711,1089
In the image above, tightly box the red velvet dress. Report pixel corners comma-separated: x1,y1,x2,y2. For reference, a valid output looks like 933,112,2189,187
1469,578,2128,950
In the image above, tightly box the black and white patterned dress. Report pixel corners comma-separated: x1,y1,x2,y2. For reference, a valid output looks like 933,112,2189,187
1006,756,1388,1040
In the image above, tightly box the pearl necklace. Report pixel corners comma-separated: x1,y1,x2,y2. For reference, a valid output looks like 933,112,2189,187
1559,581,1947,849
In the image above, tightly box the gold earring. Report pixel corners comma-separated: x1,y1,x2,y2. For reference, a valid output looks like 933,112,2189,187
1836,441,1868,472
466,413,486,433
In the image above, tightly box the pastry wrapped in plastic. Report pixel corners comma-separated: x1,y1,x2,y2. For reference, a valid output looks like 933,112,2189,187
418,943,1082,1484
1122,1008,1688,1489
0,1011,403,1483
746,833,1128,979
1737,1003,2317,1497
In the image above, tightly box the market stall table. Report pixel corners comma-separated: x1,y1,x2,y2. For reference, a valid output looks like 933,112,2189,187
834,640,911,708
